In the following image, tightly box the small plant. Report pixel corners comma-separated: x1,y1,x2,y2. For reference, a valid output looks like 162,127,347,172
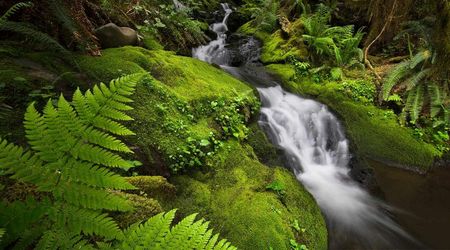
290,239,308,250
300,4,365,78
266,180,286,196
291,219,306,233
169,133,223,173
338,80,376,104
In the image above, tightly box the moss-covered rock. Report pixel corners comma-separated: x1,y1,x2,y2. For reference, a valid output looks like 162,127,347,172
164,141,327,250
125,176,176,201
238,20,308,64
266,64,438,171
73,46,327,249
112,192,163,229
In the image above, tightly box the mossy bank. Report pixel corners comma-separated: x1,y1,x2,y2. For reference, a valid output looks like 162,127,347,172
76,47,328,249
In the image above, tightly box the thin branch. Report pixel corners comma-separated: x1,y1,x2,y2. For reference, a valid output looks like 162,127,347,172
364,0,398,82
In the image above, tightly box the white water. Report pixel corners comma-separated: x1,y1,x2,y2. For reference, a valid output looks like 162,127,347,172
258,86,415,248
192,3,232,65
193,4,418,248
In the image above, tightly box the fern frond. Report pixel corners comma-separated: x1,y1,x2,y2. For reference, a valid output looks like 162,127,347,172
382,60,411,100
429,84,443,117
409,50,431,69
54,182,133,211
0,21,68,54
121,209,175,249
121,210,236,250
0,2,33,22
405,85,425,123
0,199,52,248
73,74,143,136
404,68,431,91
36,229,94,250
163,213,199,248
0,139,53,188
61,159,135,190
1,74,146,248
63,206,124,240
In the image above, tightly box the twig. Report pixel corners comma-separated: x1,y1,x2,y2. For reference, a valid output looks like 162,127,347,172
364,0,398,82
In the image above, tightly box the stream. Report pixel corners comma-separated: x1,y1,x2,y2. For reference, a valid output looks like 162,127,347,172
193,3,449,249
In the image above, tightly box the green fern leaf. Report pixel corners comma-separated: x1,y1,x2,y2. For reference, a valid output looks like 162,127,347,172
0,21,68,54
0,2,33,22
121,209,175,249
404,68,431,91
405,85,425,123
382,60,411,100
409,50,431,69
63,206,124,240
53,182,133,211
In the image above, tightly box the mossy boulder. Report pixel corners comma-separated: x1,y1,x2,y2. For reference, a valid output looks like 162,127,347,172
73,46,328,249
266,64,438,171
164,141,327,250
125,176,176,201
112,192,163,229
238,20,308,64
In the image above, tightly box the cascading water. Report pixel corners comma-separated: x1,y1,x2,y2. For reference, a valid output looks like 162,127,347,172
192,3,232,65
193,4,420,249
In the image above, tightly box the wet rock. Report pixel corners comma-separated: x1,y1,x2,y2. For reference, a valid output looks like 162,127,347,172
94,23,138,49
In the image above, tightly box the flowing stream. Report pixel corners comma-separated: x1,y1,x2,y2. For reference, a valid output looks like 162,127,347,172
193,4,422,249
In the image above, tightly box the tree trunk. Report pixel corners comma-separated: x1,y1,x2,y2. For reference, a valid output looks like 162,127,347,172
364,0,414,51
434,0,450,82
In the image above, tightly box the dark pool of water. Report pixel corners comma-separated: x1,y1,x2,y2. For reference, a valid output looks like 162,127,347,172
370,161,450,249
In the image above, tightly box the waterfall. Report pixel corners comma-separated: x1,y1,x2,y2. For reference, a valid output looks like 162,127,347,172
258,86,416,248
192,3,232,65
193,3,420,249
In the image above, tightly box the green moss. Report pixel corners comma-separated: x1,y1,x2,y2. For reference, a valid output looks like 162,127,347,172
247,124,283,166
238,20,308,64
125,176,176,201
112,192,163,229
77,47,252,101
164,141,328,250
73,46,327,249
266,64,438,170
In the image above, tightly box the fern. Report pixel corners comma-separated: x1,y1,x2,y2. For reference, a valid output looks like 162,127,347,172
120,210,237,250
0,2,69,55
405,85,425,124
382,60,412,100
301,4,364,70
0,21,68,54
0,73,144,248
0,2,33,22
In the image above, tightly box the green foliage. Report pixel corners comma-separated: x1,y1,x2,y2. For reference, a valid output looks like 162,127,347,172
301,4,365,72
382,50,449,127
213,94,259,140
289,239,308,250
103,0,208,51
0,74,144,248
240,0,279,33
0,2,68,54
338,80,376,104
0,2,33,22
289,56,310,80
119,210,236,250
169,133,223,173
266,180,286,196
